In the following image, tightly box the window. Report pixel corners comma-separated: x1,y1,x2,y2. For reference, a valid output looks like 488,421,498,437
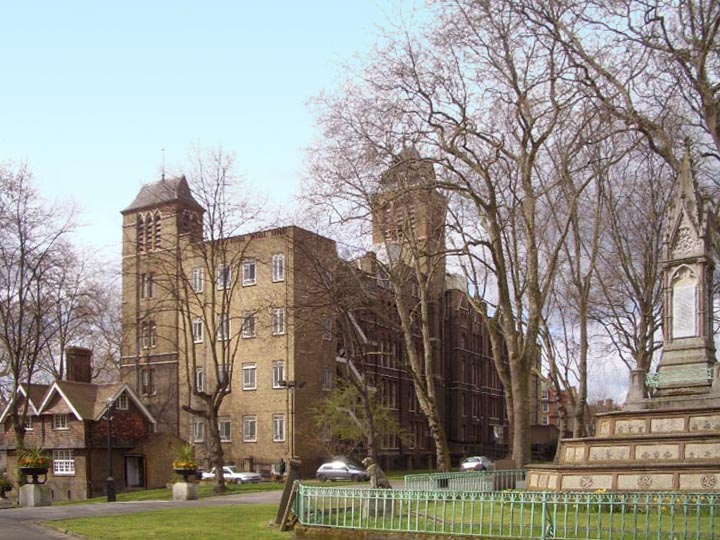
241,311,256,338
195,368,205,392
53,449,75,475
541,387,549,400
542,416,549,426
193,419,205,442
116,393,129,410
542,403,550,413
272,307,285,335
242,260,256,286
218,418,231,442
322,367,332,391
243,363,257,390
142,368,156,395
219,365,231,392
141,321,157,348
217,264,231,290
243,416,257,442
272,361,285,388
192,317,204,343
24,416,33,431
53,414,69,430
272,253,285,282
217,314,230,341
140,272,155,299
321,317,332,340
191,267,204,293
273,414,286,442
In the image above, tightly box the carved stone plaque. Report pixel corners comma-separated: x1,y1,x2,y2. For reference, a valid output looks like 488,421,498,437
589,446,630,462
672,284,697,338
650,417,685,433
685,442,720,460
636,443,679,460
689,415,720,432
617,474,673,491
680,474,720,491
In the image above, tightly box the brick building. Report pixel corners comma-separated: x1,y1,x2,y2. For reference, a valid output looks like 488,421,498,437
119,162,508,476
0,348,167,501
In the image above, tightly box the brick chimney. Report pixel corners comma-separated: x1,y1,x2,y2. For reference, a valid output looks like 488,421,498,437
65,347,92,383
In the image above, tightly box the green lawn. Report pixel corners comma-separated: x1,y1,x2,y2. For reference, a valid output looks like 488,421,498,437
57,481,283,505
44,504,290,540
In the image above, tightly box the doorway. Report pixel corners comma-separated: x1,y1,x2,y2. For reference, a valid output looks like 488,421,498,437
125,455,145,488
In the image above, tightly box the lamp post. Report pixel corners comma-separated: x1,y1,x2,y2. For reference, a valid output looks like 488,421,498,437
105,398,116,502
279,380,304,458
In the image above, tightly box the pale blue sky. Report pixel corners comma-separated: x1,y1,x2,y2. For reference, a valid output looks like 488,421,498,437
1,1,398,258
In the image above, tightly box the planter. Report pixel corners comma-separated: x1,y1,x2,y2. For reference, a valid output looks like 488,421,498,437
174,469,197,482
20,467,48,484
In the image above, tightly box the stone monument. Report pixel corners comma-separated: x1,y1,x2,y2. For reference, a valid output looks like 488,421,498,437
527,152,720,492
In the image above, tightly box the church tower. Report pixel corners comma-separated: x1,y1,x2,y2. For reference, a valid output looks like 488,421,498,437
655,152,718,395
120,176,204,434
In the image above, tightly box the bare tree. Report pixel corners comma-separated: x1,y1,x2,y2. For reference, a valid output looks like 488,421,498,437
0,162,74,452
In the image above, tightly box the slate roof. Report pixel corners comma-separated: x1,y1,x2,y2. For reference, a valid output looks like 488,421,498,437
24,384,51,412
122,175,204,214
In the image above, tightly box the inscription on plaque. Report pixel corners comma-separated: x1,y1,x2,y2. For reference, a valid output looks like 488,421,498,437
672,284,696,338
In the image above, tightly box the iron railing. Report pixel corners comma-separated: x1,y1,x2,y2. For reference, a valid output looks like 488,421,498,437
404,470,525,491
295,486,718,539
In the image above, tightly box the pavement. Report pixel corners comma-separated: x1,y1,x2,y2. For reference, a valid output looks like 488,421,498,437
0,489,283,540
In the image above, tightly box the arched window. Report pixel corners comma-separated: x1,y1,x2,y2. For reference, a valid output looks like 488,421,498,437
137,215,146,252
153,211,161,249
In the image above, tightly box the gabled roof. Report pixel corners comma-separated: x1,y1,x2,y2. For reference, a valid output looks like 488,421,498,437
37,381,156,425
122,175,204,214
0,384,51,424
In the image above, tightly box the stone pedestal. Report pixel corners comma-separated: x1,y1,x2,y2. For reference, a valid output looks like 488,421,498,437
19,484,51,507
172,481,198,501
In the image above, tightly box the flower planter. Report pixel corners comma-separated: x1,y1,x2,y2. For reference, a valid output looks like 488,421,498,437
20,467,49,484
174,469,197,482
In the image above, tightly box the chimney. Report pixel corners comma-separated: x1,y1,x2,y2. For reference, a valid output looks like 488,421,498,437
65,347,92,383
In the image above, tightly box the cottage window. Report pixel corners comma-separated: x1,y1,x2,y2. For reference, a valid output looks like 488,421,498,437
24,416,33,431
116,393,129,410
53,414,69,430
53,449,75,475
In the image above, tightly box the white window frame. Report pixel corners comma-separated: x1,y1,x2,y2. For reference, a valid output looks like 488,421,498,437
242,260,256,286
272,307,285,336
53,414,69,430
217,264,231,290
322,367,332,391
116,393,129,410
241,311,256,338
272,361,285,389
142,368,156,395
53,449,75,475
217,314,230,341
243,416,257,442
192,317,204,343
273,414,286,442
272,253,285,282
24,416,33,431
195,367,205,392
243,363,257,390
191,267,204,293
218,417,231,442
542,402,550,413
193,419,205,442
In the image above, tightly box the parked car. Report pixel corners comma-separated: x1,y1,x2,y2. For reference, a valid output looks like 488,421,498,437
201,465,262,484
315,461,369,482
460,456,494,472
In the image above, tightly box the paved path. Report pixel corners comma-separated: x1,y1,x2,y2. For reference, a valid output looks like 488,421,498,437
0,490,283,540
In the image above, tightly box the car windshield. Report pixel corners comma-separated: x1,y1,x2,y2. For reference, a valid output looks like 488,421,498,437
225,466,238,473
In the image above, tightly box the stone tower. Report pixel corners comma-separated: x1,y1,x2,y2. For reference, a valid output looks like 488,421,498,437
120,176,204,434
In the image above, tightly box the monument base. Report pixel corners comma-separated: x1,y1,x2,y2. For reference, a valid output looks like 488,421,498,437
19,484,51,507
172,481,198,501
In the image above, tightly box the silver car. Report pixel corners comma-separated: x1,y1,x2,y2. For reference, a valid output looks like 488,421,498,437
315,461,369,482
460,456,494,472
202,465,261,484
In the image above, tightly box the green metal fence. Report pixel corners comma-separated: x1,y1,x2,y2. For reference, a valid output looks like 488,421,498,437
404,470,525,491
295,486,718,539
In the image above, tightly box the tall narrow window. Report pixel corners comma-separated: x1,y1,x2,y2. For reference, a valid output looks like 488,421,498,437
116,393,129,410
321,317,332,340
141,368,156,395
218,418,231,442
273,414,286,442
322,367,332,390
192,318,204,343
272,253,285,282
137,215,146,252
193,419,205,442
149,321,157,348
217,264,231,290
272,361,285,388
219,364,231,392
195,368,205,392
242,260,257,286
243,416,257,442
241,311,256,338
243,363,257,390
191,267,204,293
272,307,285,336
153,211,161,249
24,416,33,431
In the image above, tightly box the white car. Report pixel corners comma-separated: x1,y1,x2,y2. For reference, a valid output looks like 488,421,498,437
202,465,261,484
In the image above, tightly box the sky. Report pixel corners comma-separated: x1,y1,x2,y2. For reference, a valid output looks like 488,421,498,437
1,1,400,259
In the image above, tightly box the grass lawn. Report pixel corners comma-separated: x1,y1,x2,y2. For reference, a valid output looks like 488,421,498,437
44,504,291,540
55,481,283,505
